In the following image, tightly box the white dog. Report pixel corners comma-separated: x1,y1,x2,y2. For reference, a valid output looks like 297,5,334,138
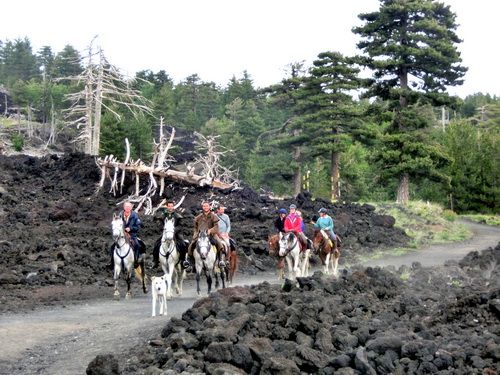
151,275,167,317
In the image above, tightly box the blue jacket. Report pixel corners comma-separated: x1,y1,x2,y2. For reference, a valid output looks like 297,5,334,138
120,210,142,238
314,215,334,232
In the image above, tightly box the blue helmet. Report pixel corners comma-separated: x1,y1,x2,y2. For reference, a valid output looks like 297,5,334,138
278,208,287,214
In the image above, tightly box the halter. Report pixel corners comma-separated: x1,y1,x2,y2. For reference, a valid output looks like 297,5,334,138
160,219,176,259
111,218,132,265
196,231,212,260
316,230,332,253
279,232,298,257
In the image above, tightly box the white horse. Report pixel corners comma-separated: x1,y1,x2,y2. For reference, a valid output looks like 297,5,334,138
194,230,219,296
159,218,186,299
278,232,302,280
110,214,147,299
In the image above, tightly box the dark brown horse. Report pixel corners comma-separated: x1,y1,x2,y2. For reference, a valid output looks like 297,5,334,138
312,230,341,276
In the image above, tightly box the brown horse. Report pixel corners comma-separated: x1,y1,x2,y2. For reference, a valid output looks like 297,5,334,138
312,230,341,277
225,239,238,284
268,233,285,280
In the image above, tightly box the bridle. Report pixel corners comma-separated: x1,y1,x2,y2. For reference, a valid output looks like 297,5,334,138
315,230,332,254
112,219,131,261
279,232,298,257
196,231,211,261
160,219,176,259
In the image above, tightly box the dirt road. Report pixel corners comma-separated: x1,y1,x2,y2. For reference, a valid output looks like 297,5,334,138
0,220,498,375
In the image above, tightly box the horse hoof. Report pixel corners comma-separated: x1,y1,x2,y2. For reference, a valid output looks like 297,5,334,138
125,293,132,299
143,288,148,294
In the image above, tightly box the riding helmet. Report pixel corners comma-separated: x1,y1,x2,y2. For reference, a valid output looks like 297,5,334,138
289,204,297,209
278,208,287,214
318,207,327,214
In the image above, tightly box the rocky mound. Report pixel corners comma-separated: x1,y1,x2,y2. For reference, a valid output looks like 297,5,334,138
96,244,499,375
0,152,409,312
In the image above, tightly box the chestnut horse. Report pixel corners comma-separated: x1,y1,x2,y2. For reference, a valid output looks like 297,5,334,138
268,233,285,280
312,230,341,276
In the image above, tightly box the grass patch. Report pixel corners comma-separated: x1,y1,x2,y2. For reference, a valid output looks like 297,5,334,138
370,200,472,248
460,214,500,227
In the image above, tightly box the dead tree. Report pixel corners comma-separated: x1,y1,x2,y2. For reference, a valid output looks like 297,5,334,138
62,40,152,155
96,126,238,214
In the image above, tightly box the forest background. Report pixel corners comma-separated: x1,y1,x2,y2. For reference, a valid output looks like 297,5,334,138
0,0,498,213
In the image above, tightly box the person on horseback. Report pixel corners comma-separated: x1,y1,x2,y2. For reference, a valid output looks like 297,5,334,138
215,204,231,250
313,207,336,247
184,201,224,270
151,200,187,269
108,201,143,269
274,208,287,233
284,204,312,250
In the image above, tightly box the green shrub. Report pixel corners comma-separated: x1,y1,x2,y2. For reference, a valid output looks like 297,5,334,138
442,209,457,222
11,134,24,151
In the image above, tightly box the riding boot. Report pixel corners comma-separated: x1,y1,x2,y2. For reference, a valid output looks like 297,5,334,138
133,247,140,268
151,239,160,269
107,245,115,270
183,243,194,270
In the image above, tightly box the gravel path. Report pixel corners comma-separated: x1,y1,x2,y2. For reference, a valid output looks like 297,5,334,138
0,220,498,375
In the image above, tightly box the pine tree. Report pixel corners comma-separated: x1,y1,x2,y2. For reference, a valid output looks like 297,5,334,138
295,52,365,201
353,0,467,204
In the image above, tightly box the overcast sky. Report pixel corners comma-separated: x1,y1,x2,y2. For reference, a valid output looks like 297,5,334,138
2,0,499,98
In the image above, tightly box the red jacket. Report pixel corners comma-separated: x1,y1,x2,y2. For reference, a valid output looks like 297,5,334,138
284,214,303,233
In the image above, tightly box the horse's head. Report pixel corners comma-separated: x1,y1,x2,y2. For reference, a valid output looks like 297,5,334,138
313,230,330,252
278,232,295,257
162,218,175,242
268,234,279,251
197,230,211,260
111,213,125,241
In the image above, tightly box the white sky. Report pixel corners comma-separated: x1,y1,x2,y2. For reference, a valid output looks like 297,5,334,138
2,0,499,98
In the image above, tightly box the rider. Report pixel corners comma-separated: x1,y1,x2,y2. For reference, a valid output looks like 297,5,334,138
313,207,336,247
151,200,187,269
284,204,312,250
215,204,232,266
108,201,143,269
183,201,224,270
274,208,287,233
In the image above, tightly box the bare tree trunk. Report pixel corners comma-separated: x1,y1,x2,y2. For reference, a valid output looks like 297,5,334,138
330,151,340,202
91,56,104,156
396,173,410,205
292,145,301,196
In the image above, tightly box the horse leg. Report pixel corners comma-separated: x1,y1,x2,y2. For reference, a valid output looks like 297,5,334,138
220,266,226,289
140,261,147,294
195,271,201,296
206,269,212,295
113,267,121,299
285,256,293,280
125,270,132,299
332,253,339,277
294,253,302,279
324,253,331,274
301,249,310,277
165,263,174,300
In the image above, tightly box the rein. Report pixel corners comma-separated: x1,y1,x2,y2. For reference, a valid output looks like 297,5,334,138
280,234,298,257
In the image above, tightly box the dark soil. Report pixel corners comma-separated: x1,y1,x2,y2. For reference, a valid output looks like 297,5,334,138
0,152,409,313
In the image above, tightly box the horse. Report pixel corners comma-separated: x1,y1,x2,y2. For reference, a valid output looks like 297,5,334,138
268,233,285,280
159,218,186,299
221,236,238,284
278,231,302,280
110,214,147,299
194,230,222,296
312,229,341,277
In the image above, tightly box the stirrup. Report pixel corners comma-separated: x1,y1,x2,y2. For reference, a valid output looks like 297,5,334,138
182,260,191,269
219,260,226,268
